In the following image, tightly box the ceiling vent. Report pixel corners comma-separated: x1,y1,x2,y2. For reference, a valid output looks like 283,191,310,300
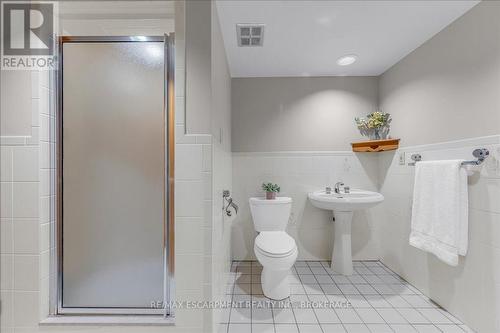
237,24,265,47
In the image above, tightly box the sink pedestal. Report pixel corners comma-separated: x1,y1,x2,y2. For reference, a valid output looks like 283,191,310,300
332,211,353,275
308,189,384,276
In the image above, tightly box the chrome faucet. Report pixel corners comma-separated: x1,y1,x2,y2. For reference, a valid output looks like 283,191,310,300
334,182,345,194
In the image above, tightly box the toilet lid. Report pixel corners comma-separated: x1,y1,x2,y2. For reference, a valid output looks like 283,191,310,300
255,231,296,257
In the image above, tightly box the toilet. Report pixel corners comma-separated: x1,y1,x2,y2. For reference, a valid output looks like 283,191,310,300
249,197,298,300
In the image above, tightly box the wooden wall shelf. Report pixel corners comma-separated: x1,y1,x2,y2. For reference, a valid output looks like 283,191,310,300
351,138,400,152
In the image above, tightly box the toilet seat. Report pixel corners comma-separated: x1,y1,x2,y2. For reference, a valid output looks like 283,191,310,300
255,231,296,258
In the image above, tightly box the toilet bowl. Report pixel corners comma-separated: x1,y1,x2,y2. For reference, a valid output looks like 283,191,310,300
249,197,298,300
254,231,298,300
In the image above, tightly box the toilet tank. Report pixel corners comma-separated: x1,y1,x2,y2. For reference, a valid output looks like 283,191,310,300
249,197,292,232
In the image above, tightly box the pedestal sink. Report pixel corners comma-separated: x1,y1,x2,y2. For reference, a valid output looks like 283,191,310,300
308,189,384,275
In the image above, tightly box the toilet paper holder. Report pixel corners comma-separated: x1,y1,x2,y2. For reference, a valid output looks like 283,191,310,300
223,190,238,217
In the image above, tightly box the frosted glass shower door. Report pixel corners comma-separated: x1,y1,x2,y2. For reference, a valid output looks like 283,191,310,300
61,40,166,311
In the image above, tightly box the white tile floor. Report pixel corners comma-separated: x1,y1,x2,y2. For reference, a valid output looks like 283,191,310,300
218,261,474,333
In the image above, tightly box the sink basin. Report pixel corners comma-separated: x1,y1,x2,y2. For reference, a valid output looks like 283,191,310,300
308,189,384,211
308,188,384,275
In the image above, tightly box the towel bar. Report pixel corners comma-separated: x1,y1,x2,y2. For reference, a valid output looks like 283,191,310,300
460,148,489,166
408,154,422,166
407,148,490,166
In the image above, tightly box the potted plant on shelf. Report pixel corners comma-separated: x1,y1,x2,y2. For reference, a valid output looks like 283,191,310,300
355,111,392,140
262,182,280,200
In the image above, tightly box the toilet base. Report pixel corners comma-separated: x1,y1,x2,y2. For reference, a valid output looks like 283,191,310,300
261,267,290,300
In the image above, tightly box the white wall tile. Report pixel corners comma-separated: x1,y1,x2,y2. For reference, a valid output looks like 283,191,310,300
176,217,204,255
202,144,212,172
12,183,38,218
39,196,50,224
1,183,13,218
39,142,50,169
176,144,203,180
176,126,198,144
40,251,50,279
1,147,12,181
13,148,38,182
203,173,212,200
31,99,40,127
0,138,26,146
468,177,500,214
13,291,39,327
0,291,13,328
1,255,13,290
25,127,39,146
1,71,33,137
39,115,50,142
13,255,39,290
176,254,205,291
232,152,380,260
39,276,50,319
1,219,13,254
39,169,54,197
39,222,50,253
196,135,212,144
30,72,39,99
204,199,213,227
176,96,185,124
38,87,51,116
13,219,39,254
175,181,204,217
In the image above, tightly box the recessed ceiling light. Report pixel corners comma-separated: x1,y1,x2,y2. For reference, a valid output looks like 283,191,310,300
316,17,333,27
337,55,357,66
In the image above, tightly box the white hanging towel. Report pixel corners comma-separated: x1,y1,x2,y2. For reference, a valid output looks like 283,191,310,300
409,160,468,266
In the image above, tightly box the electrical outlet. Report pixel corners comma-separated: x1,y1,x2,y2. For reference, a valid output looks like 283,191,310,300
398,152,406,165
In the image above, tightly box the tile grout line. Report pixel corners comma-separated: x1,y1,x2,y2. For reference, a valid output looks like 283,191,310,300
353,261,463,332
287,265,302,333
379,260,466,333
10,148,16,301
226,262,236,333
228,260,470,333
306,261,340,333
309,260,357,332
250,263,253,333
353,260,402,332
354,261,396,333
358,261,438,332
310,260,439,332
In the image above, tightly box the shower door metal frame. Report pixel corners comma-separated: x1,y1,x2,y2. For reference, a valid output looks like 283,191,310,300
55,35,175,316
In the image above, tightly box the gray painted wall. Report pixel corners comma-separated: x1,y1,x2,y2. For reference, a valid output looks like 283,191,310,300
185,0,212,135
211,6,231,151
377,2,500,332
1,71,33,137
232,77,378,152
379,1,500,147
231,1,500,152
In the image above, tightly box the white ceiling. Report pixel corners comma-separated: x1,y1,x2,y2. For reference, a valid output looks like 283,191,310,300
59,1,175,20
216,1,479,77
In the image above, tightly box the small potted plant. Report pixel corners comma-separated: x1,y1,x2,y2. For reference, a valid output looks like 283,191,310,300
262,182,280,200
355,111,392,140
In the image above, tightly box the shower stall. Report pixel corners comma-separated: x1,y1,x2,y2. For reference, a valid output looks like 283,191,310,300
55,35,175,316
